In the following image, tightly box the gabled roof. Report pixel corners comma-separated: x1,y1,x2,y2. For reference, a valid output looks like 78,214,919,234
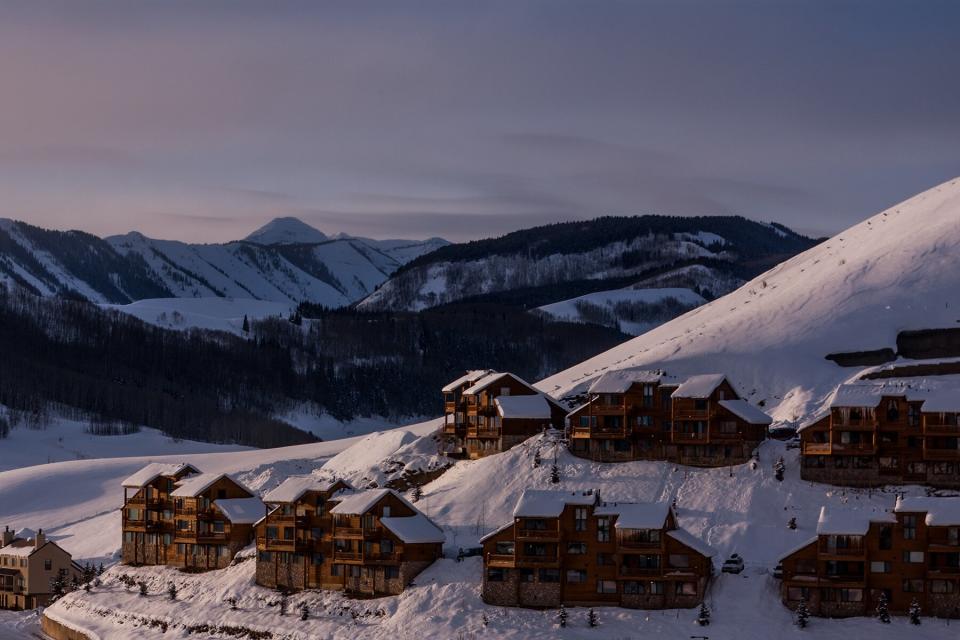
829,383,890,409
587,369,671,394
512,489,597,518
667,529,715,558
594,502,671,529
478,520,515,543
171,473,252,498
896,496,960,526
122,462,199,488
215,497,266,524
495,394,555,419
380,513,445,544
672,374,727,399
463,372,536,396
328,488,411,516
565,398,596,418
718,399,772,425
816,505,894,535
779,536,818,561
442,370,494,393
262,476,352,504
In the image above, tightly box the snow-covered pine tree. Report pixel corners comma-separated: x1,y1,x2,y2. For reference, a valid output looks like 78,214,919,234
168,582,177,601
557,604,567,628
49,570,66,601
97,562,104,575
697,602,710,626
533,449,541,468
587,607,598,627
412,486,423,502
225,595,238,610
300,603,310,620
909,598,921,625
875,592,890,623
795,597,810,628
775,457,785,481
550,463,560,484
138,580,148,596
83,582,91,593
788,517,797,530
481,612,489,627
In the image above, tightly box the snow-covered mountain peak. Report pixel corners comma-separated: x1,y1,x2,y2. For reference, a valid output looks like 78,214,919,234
244,216,328,245
538,177,960,425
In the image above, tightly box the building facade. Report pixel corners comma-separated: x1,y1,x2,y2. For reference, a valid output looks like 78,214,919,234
567,370,770,466
0,528,82,610
481,489,713,609
441,371,565,459
800,383,960,488
121,463,264,570
780,498,960,618
256,486,444,597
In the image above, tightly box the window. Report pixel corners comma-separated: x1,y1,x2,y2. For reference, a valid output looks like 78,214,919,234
124,532,134,543
668,554,689,568
596,552,615,566
933,462,956,475
906,462,926,475
597,518,610,542
621,529,660,545
694,399,707,411
384,566,400,579
44,560,52,571
637,415,653,427
518,568,535,583
787,587,809,601
266,526,278,539
903,579,924,593
213,521,225,534
623,581,644,595
675,582,697,596
902,551,924,564
903,515,917,540
258,551,272,562
949,527,959,546
839,588,862,602
870,561,891,573
486,568,506,582
381,539,394,554
217,489,226,500
596,579,617,594
127,508,141,520
348,565,361,578
539,569,560,583
523,518,548,531
330,564,341,577
930,580,956,594
363,515,376,529
879,525,893,550
648,581,664,595
566,570,587,584
566,542,587,555
382,507,391,517
163,534,172,545
719,421,737,434
642,384,655,407
574,508,588,532
495,541,514,555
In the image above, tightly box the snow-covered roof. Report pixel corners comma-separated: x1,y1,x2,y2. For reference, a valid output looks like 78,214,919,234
672,374,727,399
830,384,890,408
122,462,198,488
495,394,554,419
921,391,960,413
442,370,493,393
329,488,397,515
594,502,671,529
565,398,595,418
718,399,772,425
816,505,894,535
779,536,818,561
215,497,266,524
512,489,596,518
463,372,536,396
895,496,960,526
478,521,515,543
380,513,445,544
0,539,38,557
587,369,668,394
171,473,251,498
667,529,715,558
797,412,830,433
262,476,351,504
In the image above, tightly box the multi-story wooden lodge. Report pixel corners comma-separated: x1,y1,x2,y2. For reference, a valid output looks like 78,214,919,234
1,528,82,610
480,489,714,609
779,498,960,618
799,382,960,488
567,369,770,466
121,463,264,570
441,370,565,459
259,487,444,596
254,476,353,591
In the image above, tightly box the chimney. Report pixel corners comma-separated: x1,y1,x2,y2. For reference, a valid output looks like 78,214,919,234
1,526,13,547
34,528,45,549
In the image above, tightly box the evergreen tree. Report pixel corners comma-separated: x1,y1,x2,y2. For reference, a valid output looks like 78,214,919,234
481,612,489,627
97,563,105,576
168,582,177,601
697,602,710,626
280,592,289,616
788,517,797,530
876,592,890,623
412,486,423,502
138,581,148,597
550,463,560,484
225,596,238,610
774,457,785,482
909,598,921,625
300,603,309,621
795,597,810,628
533,449,541,468
49,570,67,601
83,582,91,593
557,604,567,628
587,607,598,628
242,315,250,333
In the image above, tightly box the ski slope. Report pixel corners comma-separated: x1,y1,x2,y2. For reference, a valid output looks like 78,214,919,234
536,287,705,335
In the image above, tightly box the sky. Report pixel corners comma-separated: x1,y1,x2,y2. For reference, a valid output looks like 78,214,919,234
0,0,958,243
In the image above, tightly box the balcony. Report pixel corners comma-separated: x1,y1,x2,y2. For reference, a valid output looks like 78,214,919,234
257,536,309,551
589,427,629,439
591,404,626,415
441,423,464,436
927,565,960,575
618,539,662,550
672,431,708,444
619,565,661,577
466,426,501,439
832,420,877,430
364,552,400,564
924,423,960,435
803,442,832,455
830,442,875,454
673,409,712,421
197,532,229,544
818,544,865,557
486,553,516,567
334,526,364,538
516,555,560,566
333,551,362,562
821,573,866,583
516,528,560,541
924,447,960,461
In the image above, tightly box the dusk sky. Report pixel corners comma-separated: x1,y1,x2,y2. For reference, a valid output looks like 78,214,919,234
1,0,958,242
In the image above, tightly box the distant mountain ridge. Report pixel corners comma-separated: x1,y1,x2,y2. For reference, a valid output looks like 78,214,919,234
0,217,448,306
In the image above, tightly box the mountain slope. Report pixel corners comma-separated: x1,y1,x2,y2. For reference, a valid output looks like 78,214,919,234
537,177,960,426
356,215,817,312
244,216,329,245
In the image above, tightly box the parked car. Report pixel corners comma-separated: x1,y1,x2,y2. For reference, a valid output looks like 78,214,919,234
785,436,801,450
773,562,783,579
722,553,744,574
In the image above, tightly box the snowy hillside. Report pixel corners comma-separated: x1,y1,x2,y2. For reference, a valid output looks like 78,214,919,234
537,177,960,428
100,297,293,334
6,427,953,639
536,287,705,335
244,217,329,245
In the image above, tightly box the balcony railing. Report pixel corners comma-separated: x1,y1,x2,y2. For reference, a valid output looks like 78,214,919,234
619,565,661,576
516,555,559,564
924,447,960,460
924,423,960,435
822,572,866,582
803,442,832,455
830,442,875,454
516,528,560,540
819,544,864,556
466,426,501,438
334,527,364,537
486,553,515,566
257,536,309,551
333,551,362,561
673,431,708,443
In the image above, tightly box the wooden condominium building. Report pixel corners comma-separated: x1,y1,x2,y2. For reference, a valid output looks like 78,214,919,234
567,369,770,466
799,382,960,488
121,463,264,570
1,527,82,610
441,370,566,459
481,489,714,609
256,485,444,596
779,498,960,618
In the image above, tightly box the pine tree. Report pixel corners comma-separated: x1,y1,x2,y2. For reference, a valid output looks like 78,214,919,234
697,602,710,626
50,570,67,601
225,596,238,610
412,486,423,502
242,315,250,333
550,463,560,484
300,603,309,621
97,563,104,576
138,581,148,597
909,598,921,625
775,457,786,482
788,517,797,530
280,592,289,616
168,582,177,601
557,604,567,628
587,607,598,628
83,582,91,593
533,449,541,468
875,592,890,623
481,612,489,627
795,597,810,628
